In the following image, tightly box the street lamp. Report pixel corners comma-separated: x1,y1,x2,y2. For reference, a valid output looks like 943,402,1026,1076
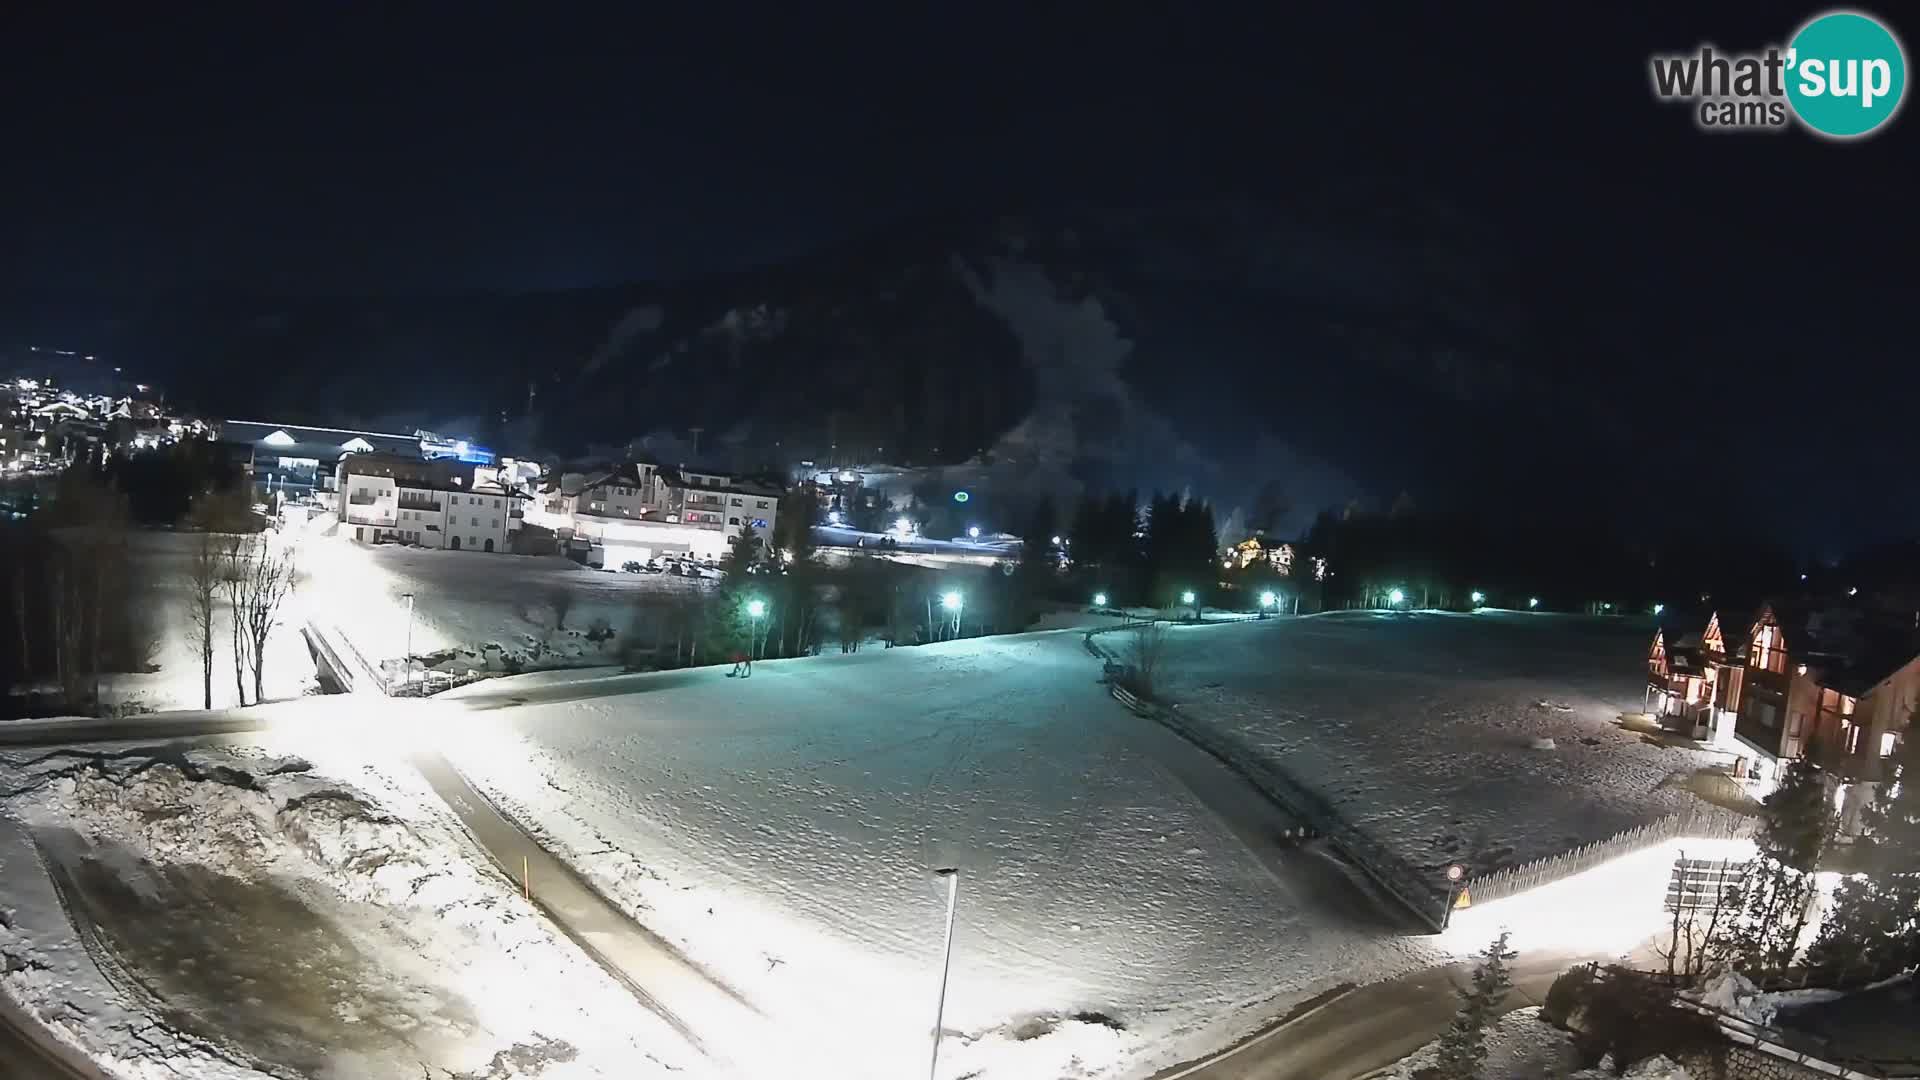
1444,863,1466,927
1181,589,1199,621
1470,590,1485,606
928,867,961,1080
967,525,980,539
400,591,417,694
1259,590,1276,618
1388,587,1405,607
1528,597,1540,609
941,590,963,638
747,598,767,658
1050,535,1062,546
1092,591,1108,608
1181,590,1196,604
1654,603,1665,616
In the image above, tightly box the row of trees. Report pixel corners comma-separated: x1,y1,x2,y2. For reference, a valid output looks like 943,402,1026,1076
613,490,1047,671
3,467,154,715
1064,490,1220,608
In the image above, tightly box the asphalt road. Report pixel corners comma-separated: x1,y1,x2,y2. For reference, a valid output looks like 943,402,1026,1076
1167,948,1584,1080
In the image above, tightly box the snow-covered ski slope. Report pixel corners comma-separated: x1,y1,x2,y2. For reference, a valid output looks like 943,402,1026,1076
1160,611,1725,877
445,629,1443,1079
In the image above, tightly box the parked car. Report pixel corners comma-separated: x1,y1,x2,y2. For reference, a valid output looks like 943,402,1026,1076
621,560,644,573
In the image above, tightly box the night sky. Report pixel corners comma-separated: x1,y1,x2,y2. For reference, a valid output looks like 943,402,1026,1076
2,4,1914,549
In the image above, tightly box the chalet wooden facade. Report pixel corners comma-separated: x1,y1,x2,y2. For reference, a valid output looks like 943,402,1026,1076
1647,605,1913,781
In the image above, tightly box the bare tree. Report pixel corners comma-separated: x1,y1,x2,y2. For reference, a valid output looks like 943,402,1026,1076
185,530,223,710
547,585,575,631
11,556,34,689
237,537,297,705
220,534,251,705
1127,622,1171,698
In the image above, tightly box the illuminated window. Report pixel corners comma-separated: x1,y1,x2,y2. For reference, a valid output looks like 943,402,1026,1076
1749,625,1785,674
1702,613,1725,655
1884,732,1900,757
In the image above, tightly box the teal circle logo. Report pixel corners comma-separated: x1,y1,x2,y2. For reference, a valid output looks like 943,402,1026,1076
1785,11,1907,138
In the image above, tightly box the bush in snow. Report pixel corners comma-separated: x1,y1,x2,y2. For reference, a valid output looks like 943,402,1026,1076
1547,965,1720,1073
1424,931,1515,1079
1124,622,1170,699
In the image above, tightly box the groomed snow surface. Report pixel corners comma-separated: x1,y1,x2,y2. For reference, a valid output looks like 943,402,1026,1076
1159,612,1725,877
0,738,706,1079
444,629,1443,1079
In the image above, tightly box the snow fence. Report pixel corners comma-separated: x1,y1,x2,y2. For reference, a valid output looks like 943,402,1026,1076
1087,625,1454,931
1085,625,1758,933
1462,802,1755,908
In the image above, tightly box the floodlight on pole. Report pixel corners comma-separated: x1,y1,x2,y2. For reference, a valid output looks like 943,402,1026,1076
1528,597,1540,609
401,592,417,693
1388,588,1405,606
1181,590,1196,605
1470,590,1485,605
1260,591,1276,608
1092,592,1108,608
1444,863,1467,927
941,591,962,612
747,598,766,659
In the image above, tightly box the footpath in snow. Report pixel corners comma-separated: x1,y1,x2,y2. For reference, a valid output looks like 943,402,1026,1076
443,630,1442,1080
0,737,707,1080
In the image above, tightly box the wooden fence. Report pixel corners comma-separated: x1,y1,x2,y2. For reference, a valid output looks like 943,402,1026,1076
1464,803,1756,906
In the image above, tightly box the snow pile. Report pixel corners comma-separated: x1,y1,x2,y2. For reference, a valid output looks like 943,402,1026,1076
0,745,704,1079
299,536,712,681
1691,971,1778,1026
1374,1006,1582,1079
1572,1054,1692,1079
446,629,1441,1080
1159,613,1728,877
1684,970,1843,1031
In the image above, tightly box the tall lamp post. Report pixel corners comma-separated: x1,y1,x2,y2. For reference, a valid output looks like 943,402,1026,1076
1259,590,1276,619
400,591,417,694
929,867,961,1080
1181,589,1198,621
1443,863,1465,928
747,598,767,659
941,590,963,640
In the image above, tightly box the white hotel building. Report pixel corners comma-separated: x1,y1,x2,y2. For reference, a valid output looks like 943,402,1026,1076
523,460,782,565
336,453,524,553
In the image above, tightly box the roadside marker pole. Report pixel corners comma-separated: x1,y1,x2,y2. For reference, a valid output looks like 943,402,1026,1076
523,855,530,899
